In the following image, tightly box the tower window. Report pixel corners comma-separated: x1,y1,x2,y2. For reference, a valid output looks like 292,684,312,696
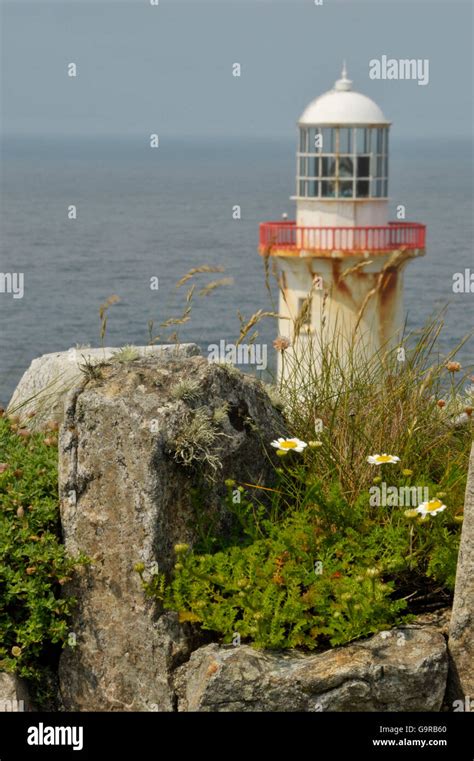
339,128,352,152
356,156,370,176
308,157,319,176
356,128,370,154
321,181,336,198
296,125,389,199
339,181,353,198
320,128,335,153
339,157,353,178
321,157,336,176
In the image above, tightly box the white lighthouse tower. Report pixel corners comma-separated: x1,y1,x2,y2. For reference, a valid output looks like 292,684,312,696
260,65,426,381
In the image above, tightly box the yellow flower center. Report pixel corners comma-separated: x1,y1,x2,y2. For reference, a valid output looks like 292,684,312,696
425,499,443,512
376,455,394,463
280,440,297,449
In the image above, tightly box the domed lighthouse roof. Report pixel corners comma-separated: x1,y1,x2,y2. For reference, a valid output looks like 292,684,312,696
299,64,390,126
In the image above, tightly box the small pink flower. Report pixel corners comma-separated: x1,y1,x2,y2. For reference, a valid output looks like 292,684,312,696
273,336,291,352
446,361,461,372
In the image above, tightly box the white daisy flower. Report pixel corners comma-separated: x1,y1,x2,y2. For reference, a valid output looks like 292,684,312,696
271,437,307,453
416,498,447,517
367,454,400,465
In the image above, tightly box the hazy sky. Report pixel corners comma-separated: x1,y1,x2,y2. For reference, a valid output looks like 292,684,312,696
1,0,472,139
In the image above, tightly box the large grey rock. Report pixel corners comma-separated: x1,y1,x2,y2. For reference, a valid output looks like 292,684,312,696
57,355,285,711
448,441,474,701
7,344,200,430
176,626,448,712
0,672,34,712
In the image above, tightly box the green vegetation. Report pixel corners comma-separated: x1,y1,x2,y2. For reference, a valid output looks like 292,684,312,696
0,414,87,705
278,317,472,509
112,345,140,363
169,379,202,402
142,318,472,650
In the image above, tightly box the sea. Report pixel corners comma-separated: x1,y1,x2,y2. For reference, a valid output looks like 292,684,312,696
0,135,472,406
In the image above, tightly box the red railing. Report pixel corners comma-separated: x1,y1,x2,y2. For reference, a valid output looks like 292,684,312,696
259,221,426,253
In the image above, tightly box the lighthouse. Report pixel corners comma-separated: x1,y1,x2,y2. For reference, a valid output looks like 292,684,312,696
259,65,426,381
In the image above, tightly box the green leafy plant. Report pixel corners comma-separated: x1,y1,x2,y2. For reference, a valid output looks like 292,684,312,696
0,415,87,705
142,459,465,649
141,482,409,649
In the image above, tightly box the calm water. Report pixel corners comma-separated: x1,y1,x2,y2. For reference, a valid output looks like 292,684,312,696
0,136,472,405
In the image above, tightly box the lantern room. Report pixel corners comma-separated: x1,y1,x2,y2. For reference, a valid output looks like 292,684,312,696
295,64,391,229
297,125,389,200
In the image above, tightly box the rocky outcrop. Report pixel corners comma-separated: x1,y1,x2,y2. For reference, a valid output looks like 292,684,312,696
175,626,448,712
0,673,34,712
10,345,470,713
57,354,285,711
7,344,200,430
447,441,474,701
